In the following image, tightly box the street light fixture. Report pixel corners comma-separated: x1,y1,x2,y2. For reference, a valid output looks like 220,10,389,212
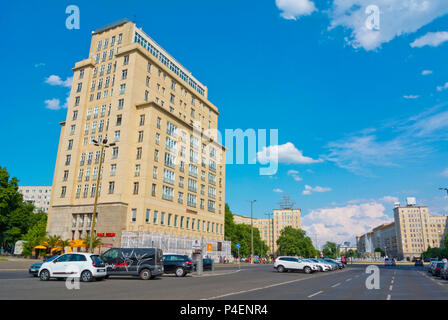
89,138,116,253
247,200,256,264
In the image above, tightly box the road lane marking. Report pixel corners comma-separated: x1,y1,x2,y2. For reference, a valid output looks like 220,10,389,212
202,268,349,300
389,285,393,291
387,294,391,300
391,280,394,284
346,278,352,282
331,282,341,288
308,291,323,298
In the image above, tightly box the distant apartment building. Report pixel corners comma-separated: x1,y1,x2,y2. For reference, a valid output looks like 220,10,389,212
233,207,301,254
46,19,228,257
357,198,448,260
19,186,52,213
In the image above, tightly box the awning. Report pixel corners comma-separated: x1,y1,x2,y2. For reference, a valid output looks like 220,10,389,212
34,245,47,249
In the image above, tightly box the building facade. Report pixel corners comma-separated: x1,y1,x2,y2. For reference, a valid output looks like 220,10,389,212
357,199,448,260
233,208,301,254
19,186,52,213
47,19,227,254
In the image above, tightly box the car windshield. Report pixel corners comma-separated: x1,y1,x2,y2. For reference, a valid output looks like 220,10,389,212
44,256,59,262
91,255,104,265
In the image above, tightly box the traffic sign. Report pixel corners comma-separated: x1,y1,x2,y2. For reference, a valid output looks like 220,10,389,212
207,243,213,252
236,243,241,249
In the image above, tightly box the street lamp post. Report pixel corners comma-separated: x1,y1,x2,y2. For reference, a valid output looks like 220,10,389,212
265,212,274,258
247,200,256,264
89,138,116,253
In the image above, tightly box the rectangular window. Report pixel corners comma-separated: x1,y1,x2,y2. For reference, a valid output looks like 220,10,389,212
131,209,137,222
145,209,150,223
133,182,139,195
108,181,115,194
153,210,158,224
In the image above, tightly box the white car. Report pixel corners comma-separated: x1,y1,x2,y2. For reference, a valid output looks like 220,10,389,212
274,256,318,274
307,259,332,271
38,253,107,282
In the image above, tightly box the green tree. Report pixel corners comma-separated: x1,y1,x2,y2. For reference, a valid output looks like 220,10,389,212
276,227,316,258
374,247,385,257
322,242,339,259
22,214,48,256
82,235,103,252
0,167,40,251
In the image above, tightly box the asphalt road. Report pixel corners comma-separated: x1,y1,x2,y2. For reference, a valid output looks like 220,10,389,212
0,261,447,300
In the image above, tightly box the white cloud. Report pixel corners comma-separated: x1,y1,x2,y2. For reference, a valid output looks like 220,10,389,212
302,201,393,246
329,0,448,51
45,75,73,88
403,95,420,99
410,31,448,48
287,169,303,181
273,188,284,193
442,168,448,177
34,62,45,68
44,98,66,111
379,196,399,204
326,104,448,175
275,0,317,20
422,70,433,76
302,185,332,195
257,142,323,165
437,82,448,92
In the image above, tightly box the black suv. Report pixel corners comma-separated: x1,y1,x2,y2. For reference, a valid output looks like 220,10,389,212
101,248,164,280
162,254,193,277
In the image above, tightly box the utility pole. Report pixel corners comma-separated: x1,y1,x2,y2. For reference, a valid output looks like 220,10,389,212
265,212,274,257
247,200,256,264
89,138,116,253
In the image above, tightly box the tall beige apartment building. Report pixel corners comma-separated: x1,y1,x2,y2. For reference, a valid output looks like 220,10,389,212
233,207,301,254
394,204,447,260
357,198,448,260
47,19,227,256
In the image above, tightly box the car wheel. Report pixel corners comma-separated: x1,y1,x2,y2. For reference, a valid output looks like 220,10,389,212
139,268,152,280
304,266,311,274
175,267,185,277
277,265,285,273
39,269,50,281
81,270,93,282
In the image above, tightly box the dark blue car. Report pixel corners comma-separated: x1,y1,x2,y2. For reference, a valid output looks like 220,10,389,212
29,256,58,277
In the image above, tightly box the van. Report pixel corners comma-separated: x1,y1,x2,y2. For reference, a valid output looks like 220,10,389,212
101,248,164,280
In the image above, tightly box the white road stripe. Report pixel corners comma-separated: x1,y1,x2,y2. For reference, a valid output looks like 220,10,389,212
331,282,341,288
389,285,393,291
387,294,391,300
346,278,352,282
308,291,323,298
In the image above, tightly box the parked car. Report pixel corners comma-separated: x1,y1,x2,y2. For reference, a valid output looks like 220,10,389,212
440,262,448,280
428,261,439,274
101,248,164,280
423,258,431,263
274,256,318,274
29,255,59,277
325,258,344,269
163,254,194,277
193,258,213,271
431,262,445,277
414,259,424,267
38,253,107,282
308,259,332,272
384,258,396,266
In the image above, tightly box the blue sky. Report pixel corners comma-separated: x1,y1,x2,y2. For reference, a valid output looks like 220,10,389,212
1,0,448,247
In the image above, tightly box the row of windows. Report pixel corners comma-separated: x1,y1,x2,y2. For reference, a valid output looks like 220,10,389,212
131,208,223,234
134,32,205,97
